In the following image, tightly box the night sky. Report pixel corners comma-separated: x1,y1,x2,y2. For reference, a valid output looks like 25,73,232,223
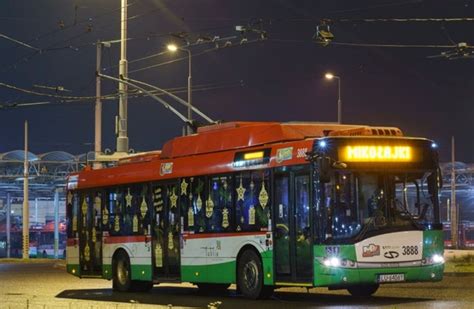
0,0,473,162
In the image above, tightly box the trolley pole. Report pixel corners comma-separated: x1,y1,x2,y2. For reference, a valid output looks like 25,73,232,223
450,136,458,249
22,120,29,259
116,0,129,153
95,40,102,167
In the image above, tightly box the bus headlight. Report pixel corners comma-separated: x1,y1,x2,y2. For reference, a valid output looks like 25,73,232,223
431,254,445,264
423,254,445,265
319,257,357,268
323,257,341,267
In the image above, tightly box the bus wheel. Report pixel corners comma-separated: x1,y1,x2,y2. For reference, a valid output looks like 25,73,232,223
347,284,379,297
237,249,271,299
197,283,230,294
113,251,132,292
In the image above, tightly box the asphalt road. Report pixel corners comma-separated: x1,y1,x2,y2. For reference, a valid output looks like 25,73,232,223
0,262,473,309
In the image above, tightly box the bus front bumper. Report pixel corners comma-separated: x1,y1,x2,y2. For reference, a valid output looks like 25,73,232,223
314,263,444,288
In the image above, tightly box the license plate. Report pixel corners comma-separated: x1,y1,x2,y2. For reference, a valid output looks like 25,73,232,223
378,273,405,283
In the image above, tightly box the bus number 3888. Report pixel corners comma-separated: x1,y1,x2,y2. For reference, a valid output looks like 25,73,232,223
402,245,418,255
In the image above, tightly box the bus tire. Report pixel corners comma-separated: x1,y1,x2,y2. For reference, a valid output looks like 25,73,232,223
197,283,230,295
347,284,379,297
113,251,132,292
237,249,271,299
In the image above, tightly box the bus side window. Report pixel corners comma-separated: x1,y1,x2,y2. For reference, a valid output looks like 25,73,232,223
208,175,234,233
191,177,207,233
181,177,192,232
235,170,271,232
107,187,124,236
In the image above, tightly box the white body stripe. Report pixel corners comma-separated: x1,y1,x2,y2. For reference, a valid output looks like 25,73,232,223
102,240,152,266
181,233,270,266
66,239,79,265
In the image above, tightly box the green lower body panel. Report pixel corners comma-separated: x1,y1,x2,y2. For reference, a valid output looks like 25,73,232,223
131,264,153,281
181,261,235,284
261,250,274,285
101,264,152,281
314,264,444,287
102,264,113,280
67,264,80,277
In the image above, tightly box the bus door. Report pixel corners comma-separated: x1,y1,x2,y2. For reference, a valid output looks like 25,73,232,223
273,166,313,283
151,182,180,279
78,191,102,277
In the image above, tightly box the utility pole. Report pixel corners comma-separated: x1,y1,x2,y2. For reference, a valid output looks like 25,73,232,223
116,0,129,153
22,120,29,259
450,136,457,249
95,40,102,167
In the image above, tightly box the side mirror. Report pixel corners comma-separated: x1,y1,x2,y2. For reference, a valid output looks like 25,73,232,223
318,156,331,183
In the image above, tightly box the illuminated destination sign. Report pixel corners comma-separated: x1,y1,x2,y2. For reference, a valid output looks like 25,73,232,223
340,145,413,162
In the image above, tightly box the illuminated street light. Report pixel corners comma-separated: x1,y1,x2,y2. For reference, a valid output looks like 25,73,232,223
325,73,334,80
167,43,193,135
325,72,341,124
167,44,178,52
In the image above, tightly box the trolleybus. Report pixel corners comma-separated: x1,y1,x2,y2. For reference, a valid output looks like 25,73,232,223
66,122,444,298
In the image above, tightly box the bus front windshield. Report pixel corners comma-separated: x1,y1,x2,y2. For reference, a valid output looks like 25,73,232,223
318,170,440,243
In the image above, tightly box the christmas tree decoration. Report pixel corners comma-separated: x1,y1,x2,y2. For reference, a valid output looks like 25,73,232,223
133,214,138,233
92,227,97,243
188,207,194,227
102,207,108,225
249,205,256,225
94,195,101,210
155,244,163,267
114,215,120,232
222,208,229,228
168,231,174,250
206,195,214,218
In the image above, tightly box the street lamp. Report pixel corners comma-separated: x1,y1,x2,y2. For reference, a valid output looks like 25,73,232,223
325,72,342,124
167,43,192,135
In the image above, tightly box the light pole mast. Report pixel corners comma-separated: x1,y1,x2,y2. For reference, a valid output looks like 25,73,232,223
324,73,342,124
186,48,192,135
116,0,129,153
450,136,457,249
22,120,29,259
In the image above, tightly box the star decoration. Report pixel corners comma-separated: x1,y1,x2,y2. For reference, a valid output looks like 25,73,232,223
181,179,188,196
169,189,178,208
236,176,246,201
125,188,132,207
